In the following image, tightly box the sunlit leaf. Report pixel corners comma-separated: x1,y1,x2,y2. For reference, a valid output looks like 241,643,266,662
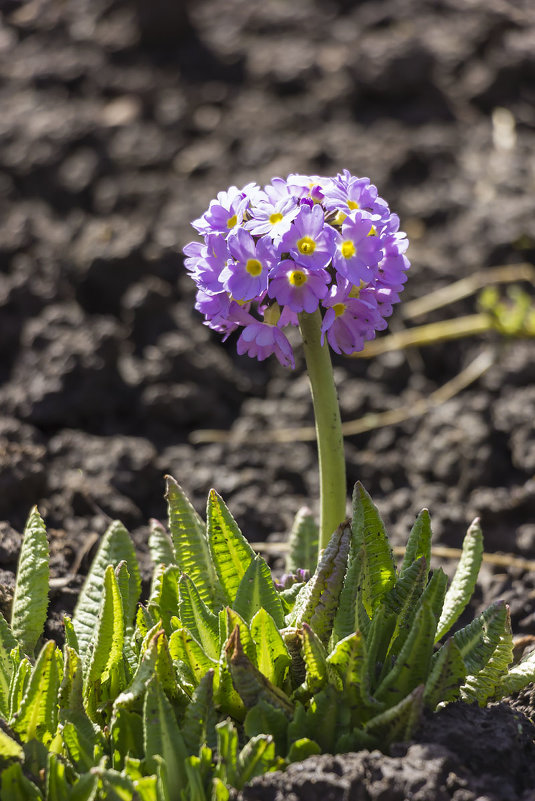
11,507,49,657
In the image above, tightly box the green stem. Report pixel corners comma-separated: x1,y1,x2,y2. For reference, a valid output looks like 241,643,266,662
298,309,347,555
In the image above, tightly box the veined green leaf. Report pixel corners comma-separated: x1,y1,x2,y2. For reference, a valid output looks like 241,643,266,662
0,611,18,718
286,507,319,574
153,630,188,709
326,630,371,719
169,627,217,687
211,776,230,801
148,565,180,637
113,633,159,713
0,762,42,800
365,684,425,746
143,677,187,800
288,520,351,645
383,556,428,660
352,483,396,616
494,647,535,698
287,737,321,763
110,708,144,770
419,567,448,624
400,509,432,576
149,519,175,568
0,725,24,759
233,556,285,629
46,753,69,801
374,601,436,707
364,606,396,695
300,624,328,695
11,507,49,657
83,565,127,722
69,772,99,801
215,719,238,788
250,608,291,688
182,670,217,755
73,520,140,662
423,638,466,709
435,518,483,642
225,627,294,716
236,735,276,789
9,650,31,720
244,700,289,757
58,645,84,714
330,542,362,647
10,640,60,745
452,600,508,677
61,710,100,773
166,476,219,608
460,605,514,706
287,685,349,754
207,489,255,606
184,755,206,801
178,573,219,660
219,608,257,666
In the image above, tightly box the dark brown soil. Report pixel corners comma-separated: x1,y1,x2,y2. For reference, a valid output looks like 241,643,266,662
1,0,535,798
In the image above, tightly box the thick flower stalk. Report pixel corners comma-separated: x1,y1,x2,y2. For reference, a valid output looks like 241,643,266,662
184,172,410,552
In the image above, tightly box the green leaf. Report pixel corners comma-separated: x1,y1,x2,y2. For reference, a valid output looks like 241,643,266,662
10,640,60,746
215,719,238,788
452,600,508,676
250,608,291,688
419,567,448,624
435,518,483,642
236,735,276,788
110,708,144,770
182,670,217,755
225,627,294,716
73,520,140,662
374,601,436,708
494,647,535,698
83,565,127,722
149,520,175,568
148,565,180,637
207,489,255,606
287,686,349,753
0,762,42,800
0,725,24,759
460,605,514,706
61,710,99,773
69,773,99,801
289,520,351,645
330,542,362,647
0,611,18,718
168,627,217,687
233,556,285,629
143,677,187,800
326,630,372,721
352,483,396,616
166,476,219,608
178,573,219,660
300,623,328,695
400,509,432,576
383,556,428,660
286,507,319,574
423,638,466,709
9,651,32,720
287,737,321,763
364,684,425,745
244,700,288,757
11,507,49,657
46,753,69,801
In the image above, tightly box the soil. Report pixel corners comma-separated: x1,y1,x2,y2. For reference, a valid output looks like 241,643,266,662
0,0,535,798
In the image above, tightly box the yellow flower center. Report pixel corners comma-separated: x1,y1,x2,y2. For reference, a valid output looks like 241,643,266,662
333,303,346,317
341,240,356,259
368,225,377,237
289,270,307,287
297,236,316,255
245,258,263,276
332,211,347,226
227,214,238,229
349,281,365,298
269,212,283,225
347,200,359,210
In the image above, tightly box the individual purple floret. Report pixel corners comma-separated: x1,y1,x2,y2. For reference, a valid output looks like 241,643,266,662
183,171,410,366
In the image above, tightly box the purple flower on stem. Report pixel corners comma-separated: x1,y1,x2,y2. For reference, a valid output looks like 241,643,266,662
323,171,389,220
321,279,384,354
220,229,275,302
192,185,250,236
279,204,334,271
237,321,295,368
332,212,383,284
268,259,329,314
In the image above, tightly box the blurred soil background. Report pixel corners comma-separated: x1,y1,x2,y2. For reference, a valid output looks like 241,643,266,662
1,0,535,797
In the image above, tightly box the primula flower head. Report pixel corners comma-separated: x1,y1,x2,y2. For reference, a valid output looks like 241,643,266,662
184,172,410,367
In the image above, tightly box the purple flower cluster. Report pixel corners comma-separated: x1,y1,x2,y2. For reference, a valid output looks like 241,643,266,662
183,172,410,368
